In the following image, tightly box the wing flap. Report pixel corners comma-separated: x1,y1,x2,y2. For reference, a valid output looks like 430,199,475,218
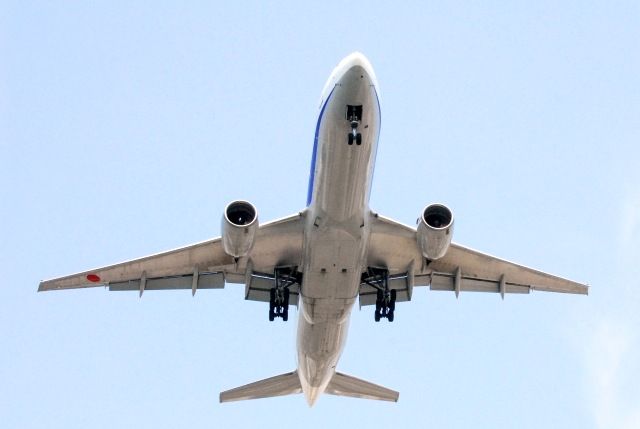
430,272,530,294
108,271,224,292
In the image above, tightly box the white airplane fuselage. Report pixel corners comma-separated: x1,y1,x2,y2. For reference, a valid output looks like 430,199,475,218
37,51,588,407
297,53,381,405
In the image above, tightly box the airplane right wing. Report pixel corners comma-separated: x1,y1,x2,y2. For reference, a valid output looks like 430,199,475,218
363,214,587,306
39,212,306,300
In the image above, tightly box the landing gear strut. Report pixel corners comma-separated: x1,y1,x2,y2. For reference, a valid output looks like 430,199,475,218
362,268,397,322
268,267,299,322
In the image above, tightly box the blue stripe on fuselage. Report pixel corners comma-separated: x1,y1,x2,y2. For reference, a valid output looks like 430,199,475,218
369,86,381,188
306,87,335,206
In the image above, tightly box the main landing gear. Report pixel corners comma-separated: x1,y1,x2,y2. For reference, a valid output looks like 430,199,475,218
269,287,289,321
268,267,300,322
347,105,362,146
375,289,397,322
362,268,397,322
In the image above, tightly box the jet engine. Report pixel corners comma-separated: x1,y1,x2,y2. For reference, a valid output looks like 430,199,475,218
222,200,258,258
417,203,454,260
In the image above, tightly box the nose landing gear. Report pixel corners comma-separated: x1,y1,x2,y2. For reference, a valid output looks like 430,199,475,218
348,127,362,146
346,105,363,146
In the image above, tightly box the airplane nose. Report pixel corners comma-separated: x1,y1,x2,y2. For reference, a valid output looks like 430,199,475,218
337,52,379,90
342,52,374,73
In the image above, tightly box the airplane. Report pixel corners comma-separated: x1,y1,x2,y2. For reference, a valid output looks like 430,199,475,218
39,52,588,406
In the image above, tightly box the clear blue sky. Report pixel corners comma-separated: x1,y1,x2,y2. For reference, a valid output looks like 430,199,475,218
2,2,639,428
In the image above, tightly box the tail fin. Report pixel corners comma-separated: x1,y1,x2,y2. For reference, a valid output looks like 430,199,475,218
219,371,302,403
325,372,399,402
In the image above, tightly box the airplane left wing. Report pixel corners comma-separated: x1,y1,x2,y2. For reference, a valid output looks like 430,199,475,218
363,213,587,305
38,212,305,297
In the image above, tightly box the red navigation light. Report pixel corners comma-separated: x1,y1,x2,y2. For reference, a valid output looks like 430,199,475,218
86,274,101,283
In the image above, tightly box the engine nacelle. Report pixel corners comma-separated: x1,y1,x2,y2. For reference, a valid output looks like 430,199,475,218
417,203,454,260
222,200,258,258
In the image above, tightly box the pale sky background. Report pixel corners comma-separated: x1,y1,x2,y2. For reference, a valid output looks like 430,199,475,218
2,2,639,428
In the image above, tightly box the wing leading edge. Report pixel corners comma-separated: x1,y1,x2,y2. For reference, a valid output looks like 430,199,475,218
364,213,587,304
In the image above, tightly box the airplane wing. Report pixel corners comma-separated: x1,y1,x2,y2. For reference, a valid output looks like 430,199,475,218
39,213,305,299
362,213,587,306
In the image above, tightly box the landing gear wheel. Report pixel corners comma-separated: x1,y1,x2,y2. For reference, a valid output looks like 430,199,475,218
267,267,300,322
355,133,362,145
348,133,354,145
366,269,398,323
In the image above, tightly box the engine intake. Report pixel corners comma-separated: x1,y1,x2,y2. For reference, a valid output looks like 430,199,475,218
417,203,454,260
222,200,258,258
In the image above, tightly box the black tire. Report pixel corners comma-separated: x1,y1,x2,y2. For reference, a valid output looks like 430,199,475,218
282,309,289,322
356,133,362,145
374,311,381,322
283,288,290,307
388,311,394,322
268,308,275,322
390,289,397,311
348,133,354,145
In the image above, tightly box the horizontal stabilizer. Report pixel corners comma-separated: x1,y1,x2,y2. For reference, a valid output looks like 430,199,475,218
325,372,399,402
219,371,302,403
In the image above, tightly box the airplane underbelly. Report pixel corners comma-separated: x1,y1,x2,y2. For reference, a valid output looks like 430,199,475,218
312,71,380,223
297,227,361,387
297,318,350,388
296,60,381,402
316,131,370,221
303,229,360,299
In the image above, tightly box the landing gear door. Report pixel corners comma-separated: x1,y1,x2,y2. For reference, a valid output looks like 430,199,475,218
358,268,414,308
244,271,300,307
